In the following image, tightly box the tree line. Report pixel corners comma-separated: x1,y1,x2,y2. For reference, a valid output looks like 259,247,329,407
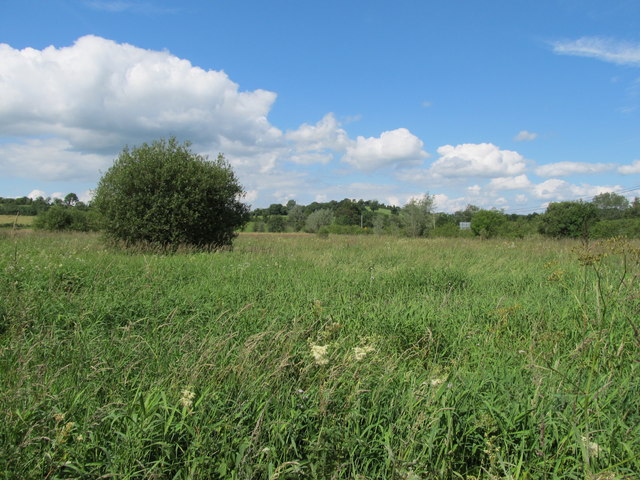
3,137,639,245
249,192,640,240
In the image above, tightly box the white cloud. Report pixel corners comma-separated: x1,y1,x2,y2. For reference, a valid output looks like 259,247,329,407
430,143,526,178
342,128,429,171
284,113,349,165
535,161,615,177
432,194,468,213
27,189,48,200
515,194,528,204
618,159,640,174
386,196,400,207
552,37,640,66
488,175,532,190
243,190,258,204
514,130,537,141
27,188,93,202
288,153,333,165
0,138,111,181
532,179,622,200
0,35,282,179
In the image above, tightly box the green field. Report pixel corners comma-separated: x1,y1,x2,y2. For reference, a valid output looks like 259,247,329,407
1,232,638,479
0,214,35,227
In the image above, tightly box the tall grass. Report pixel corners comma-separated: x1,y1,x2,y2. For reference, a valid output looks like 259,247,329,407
1,232,638,479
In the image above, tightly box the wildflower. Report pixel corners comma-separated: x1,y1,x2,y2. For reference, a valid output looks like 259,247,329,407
310,344,329,365
430,377,446,387
352,345,375,361
179,388,196,410
582,435,601,458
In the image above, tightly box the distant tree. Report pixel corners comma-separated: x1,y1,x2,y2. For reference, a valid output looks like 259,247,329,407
454,204,481,223
471,210,505,239
592,192,629,220
93,137,249,249
335,199,363,226
402,194,435,237
539,201,598,240
628,197,640,218
287,205,307,231
34,206,100,232
305,208,334,233
267,203,287,216
372,214,386,235
64,192,79,206
266,215,286,232
286,199,297,211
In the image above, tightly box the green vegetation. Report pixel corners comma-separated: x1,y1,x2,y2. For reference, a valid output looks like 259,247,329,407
0,214,35,228
92,138,249,249
1,232,638,478
33,206,101,232
248,193,640,240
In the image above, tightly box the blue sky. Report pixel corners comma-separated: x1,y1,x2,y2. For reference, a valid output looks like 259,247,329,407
1,0,639,211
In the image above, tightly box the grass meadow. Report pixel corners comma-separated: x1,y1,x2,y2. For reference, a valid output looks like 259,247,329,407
0,214,35,228
1,231,638,479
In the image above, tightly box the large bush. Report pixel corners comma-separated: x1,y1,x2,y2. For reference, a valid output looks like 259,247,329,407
93,138,249,248
539,201,598,239
305,208,334,233
471,209,505,238
33,206,101,232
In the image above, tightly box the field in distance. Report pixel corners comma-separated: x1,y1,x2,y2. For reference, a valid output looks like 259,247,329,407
0,214,34,227
1,232,638,478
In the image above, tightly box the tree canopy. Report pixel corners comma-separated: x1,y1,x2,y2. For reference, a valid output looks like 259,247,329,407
93,137,249,249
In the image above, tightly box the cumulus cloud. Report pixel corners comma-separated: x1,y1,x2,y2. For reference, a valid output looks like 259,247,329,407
342,128,429,171
432,194,468,213
430,143,526,178
618,159,640,174
284,113,349,164
532,179,622,200
552,37,640,66
0,35,282,179
27,189,48,200
488,175,532,190
514,130,537,141
535,161,615,177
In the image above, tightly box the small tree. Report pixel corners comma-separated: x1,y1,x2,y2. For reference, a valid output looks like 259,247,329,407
287,205,307,231
592,192,629,220
93,137,249,248
266,215,286,232
539,201,598,240
402,194,435,237
305,208,334,233
471,210,505,239
64,192,79,206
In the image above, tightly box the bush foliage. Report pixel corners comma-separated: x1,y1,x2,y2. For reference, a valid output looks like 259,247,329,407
93,138,249,248
33,206,101,232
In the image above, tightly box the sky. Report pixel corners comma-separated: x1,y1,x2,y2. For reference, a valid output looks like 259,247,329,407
1,0,639,212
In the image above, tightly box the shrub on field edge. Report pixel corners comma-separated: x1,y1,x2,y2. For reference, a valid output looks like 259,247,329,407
33,206,101,232
93,137,249,249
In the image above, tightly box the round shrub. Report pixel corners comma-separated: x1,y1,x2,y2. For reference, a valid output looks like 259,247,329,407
93,138,249,248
